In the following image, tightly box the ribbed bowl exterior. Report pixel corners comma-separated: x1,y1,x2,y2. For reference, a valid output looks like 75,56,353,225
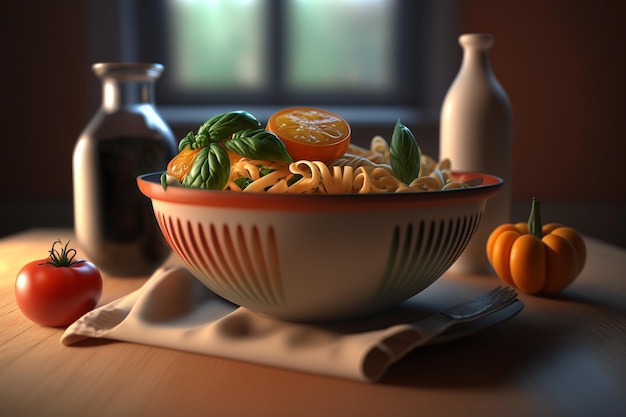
138,172,502,321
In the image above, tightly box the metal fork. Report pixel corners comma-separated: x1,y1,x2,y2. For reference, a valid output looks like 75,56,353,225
410,286,519,343
442,286,519,322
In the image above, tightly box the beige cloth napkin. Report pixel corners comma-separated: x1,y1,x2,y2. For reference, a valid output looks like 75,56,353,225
62,266,518,382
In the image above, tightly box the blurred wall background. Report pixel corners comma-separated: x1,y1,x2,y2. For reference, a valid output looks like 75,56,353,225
1,0,624,247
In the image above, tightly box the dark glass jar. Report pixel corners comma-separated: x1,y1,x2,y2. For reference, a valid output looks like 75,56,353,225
73,63,176,276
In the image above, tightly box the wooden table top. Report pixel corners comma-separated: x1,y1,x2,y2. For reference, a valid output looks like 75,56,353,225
1,228,624,417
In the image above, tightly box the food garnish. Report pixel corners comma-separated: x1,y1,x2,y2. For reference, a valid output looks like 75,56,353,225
266,107,351,163
162,109,467,194
162,110,292,189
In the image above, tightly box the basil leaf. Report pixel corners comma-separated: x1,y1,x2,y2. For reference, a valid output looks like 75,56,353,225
194,133,210,149
197,111,261,143
225,128,293,162
287,174,303,186
178,131,196,151
389,120,420,184
182,143,231,190
259,166,274,177
234,177,253,190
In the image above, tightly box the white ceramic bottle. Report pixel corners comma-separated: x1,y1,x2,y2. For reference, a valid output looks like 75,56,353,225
439,33,512,274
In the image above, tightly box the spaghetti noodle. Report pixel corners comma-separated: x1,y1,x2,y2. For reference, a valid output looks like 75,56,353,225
219,136,468,194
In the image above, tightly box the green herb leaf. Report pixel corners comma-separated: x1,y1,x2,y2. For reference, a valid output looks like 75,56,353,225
287,174,303,186
225,128,293,162
197,111,261,143
194,133,210,149
234,177,253,190
178,131,196,151
182,143,231,190
259,166,274,177
389,119,420,184
160,172,168,190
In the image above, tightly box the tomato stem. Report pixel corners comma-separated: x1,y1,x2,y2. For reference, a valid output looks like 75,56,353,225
44,239,82,267
528,197,543,238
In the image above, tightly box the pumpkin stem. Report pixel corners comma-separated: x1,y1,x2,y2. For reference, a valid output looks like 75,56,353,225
528,197,543,238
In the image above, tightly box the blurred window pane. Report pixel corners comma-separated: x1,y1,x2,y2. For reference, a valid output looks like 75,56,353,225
165,0,396,96
166,0,269,92
285,0,395,93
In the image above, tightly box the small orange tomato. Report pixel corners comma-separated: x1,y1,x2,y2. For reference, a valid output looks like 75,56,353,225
266,107,351,163
486,198,586,295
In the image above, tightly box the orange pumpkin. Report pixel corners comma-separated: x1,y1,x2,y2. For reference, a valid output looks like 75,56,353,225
486,198,586,294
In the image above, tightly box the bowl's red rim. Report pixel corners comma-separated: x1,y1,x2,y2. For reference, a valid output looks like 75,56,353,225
137,171,503,212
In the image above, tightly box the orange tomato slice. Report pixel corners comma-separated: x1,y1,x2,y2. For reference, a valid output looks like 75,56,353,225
167,146,201,182
266,107,351,162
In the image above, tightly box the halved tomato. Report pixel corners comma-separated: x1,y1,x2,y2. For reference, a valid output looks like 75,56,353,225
266,107,351,162
166,146,201,182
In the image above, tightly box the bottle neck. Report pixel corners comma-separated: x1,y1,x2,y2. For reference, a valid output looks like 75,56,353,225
102,78,156,111
459,34,494,77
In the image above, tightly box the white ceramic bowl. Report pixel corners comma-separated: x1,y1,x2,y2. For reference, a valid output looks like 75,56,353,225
138,172,502,322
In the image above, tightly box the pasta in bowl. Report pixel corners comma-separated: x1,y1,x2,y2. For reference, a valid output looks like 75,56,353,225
137,109,503,321
137,168,502,322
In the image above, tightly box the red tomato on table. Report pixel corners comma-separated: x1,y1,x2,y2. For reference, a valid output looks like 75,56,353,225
15,240,102,327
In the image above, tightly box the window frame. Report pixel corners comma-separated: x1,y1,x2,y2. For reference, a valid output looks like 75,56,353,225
88,0,458,126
